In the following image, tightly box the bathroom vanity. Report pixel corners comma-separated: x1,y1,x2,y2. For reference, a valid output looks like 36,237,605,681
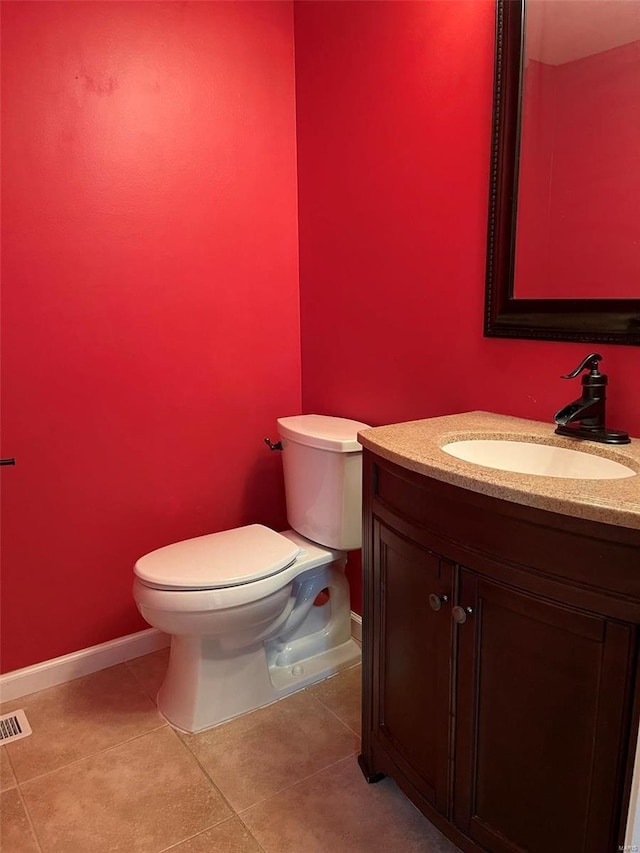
357,412,640,853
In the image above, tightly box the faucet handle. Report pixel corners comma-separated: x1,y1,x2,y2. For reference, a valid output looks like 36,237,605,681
561,353,602,380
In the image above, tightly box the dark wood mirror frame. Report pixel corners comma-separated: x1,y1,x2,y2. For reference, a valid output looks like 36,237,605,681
484,0,640,346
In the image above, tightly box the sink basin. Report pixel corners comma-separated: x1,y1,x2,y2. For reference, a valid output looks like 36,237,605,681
441,439,636,480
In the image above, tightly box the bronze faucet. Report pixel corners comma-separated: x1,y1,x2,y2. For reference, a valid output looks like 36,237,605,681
554,353,630,445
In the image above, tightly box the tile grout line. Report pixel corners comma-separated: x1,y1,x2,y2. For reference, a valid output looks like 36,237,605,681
232,813,269,853
8,662,360,853
12,722,169,787
170,727,240,814
129,656,265,852
2,742,19,790
236,753,356,816
123,656,166,704
176,706,357,818
163,680,360,826
156,814,268,853
15,779,45,853
0,745,42,851
168,727,268,852
172,722,354,846
303,684,361,738
129,662,358,850
224,684,363,815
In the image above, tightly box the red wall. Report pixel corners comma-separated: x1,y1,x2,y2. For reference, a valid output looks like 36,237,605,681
1,1,300,673
3,1,639,671
294,0,640,612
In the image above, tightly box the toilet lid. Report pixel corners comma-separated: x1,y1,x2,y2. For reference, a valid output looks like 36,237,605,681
134,524,301,590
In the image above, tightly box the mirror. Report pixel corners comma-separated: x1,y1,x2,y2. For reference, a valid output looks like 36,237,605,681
485,0,640,345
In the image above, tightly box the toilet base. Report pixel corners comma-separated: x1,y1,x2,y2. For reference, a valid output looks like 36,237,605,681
157,635,360,734
155,555,361,733
267,636,360,693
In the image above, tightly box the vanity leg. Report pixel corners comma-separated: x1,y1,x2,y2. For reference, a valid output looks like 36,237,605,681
357,753,385,784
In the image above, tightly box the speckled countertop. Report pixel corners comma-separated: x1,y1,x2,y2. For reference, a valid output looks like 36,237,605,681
358,411,640,530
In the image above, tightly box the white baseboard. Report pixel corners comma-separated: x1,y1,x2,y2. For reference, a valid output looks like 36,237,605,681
350,611,362,645
0,628,170,704
0,612,363,704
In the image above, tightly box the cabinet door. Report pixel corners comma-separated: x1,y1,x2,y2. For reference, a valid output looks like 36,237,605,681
371,521,453,816
454,569,636,853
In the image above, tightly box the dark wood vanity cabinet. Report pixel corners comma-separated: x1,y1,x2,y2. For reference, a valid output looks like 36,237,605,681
454,571,635,853
360,450,640,853
370,522,454,815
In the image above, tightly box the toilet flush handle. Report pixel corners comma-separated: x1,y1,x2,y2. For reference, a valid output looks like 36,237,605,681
264,438,283,451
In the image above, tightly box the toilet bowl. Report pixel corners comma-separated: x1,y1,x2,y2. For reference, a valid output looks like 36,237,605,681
133,414,369,733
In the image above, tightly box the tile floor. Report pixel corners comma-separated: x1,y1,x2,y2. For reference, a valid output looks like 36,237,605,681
1,650,459,852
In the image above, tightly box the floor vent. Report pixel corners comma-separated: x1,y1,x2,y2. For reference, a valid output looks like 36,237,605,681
0,709,32,743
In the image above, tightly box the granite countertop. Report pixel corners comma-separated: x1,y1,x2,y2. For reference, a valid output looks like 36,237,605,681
358,411,640,530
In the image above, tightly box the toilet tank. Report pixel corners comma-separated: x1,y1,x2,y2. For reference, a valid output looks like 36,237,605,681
277,414,371,551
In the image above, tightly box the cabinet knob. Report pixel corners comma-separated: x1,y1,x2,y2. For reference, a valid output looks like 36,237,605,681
452,605,473,624
429,594,448,611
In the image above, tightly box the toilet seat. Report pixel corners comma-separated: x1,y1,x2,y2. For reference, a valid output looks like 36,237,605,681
133,529,345,612
134,524,300,591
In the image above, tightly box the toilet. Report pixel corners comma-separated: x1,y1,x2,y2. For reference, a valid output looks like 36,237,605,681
132,414,370,733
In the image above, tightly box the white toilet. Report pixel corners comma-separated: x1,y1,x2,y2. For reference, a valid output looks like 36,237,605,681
132,414,370,733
